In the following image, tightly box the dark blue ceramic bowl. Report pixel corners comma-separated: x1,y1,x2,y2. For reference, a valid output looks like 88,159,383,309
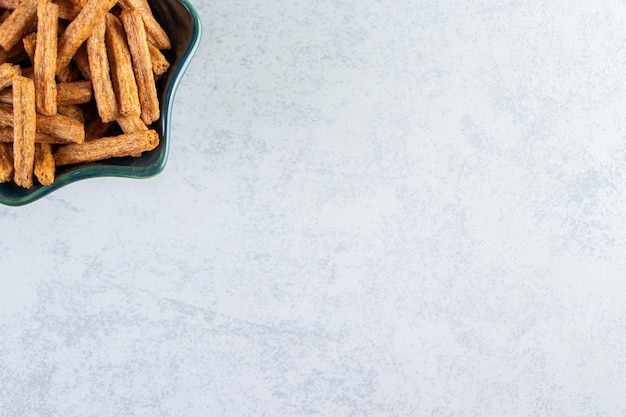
0,0,201,206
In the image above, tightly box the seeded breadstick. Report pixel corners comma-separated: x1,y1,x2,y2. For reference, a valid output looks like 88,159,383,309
56,0,117,74
35,0,58,115
0,63,20,91
118,0,170,50
12,75,36,188
121,9,159,125
105,14,139,118
34,142,54,185
0,142,13,182
87,18,117,122
116,114,147,133
148,42,169,77
0,0,37,51
55,129,158,165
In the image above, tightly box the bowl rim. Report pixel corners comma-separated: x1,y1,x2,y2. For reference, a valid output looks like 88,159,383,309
0,0,202,207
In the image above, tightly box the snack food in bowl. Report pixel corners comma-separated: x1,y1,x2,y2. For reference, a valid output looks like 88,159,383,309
0,0,201,206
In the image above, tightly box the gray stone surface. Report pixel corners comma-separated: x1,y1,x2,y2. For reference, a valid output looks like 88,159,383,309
2,0,626,415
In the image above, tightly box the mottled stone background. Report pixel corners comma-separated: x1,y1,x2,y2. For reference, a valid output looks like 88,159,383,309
2,0,626,415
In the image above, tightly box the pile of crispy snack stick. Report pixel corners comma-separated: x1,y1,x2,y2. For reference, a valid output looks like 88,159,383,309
0,0,171,188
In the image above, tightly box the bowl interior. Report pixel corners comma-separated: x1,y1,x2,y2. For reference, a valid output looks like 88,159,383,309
0,0,201,206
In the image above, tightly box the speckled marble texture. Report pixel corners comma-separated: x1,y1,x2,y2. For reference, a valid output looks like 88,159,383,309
2,0,626,415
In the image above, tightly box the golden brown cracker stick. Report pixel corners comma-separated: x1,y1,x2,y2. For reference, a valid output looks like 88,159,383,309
73,43,90,79
55,0,117,74
0,62,20,90
57,80,92,105
0,102,84,143
55,0,80,20
0,101,15,125
21,31,36,63
0,6,36,34
0,0,19,10
12,75,35,188
116,114,146,133
34,142,54,185
0,141,13,182
105,13,140,117
135,0,150,11
36,112,84,143
137,0,170,49
120,9,159,125
58,105,83,122
87,17,117,122
54,128,158,165
148,41,169,77
35,0,58,115
0,80,92,106
54,20,81,83
118,0,170,49
0,125,76,144
0,0,37,51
